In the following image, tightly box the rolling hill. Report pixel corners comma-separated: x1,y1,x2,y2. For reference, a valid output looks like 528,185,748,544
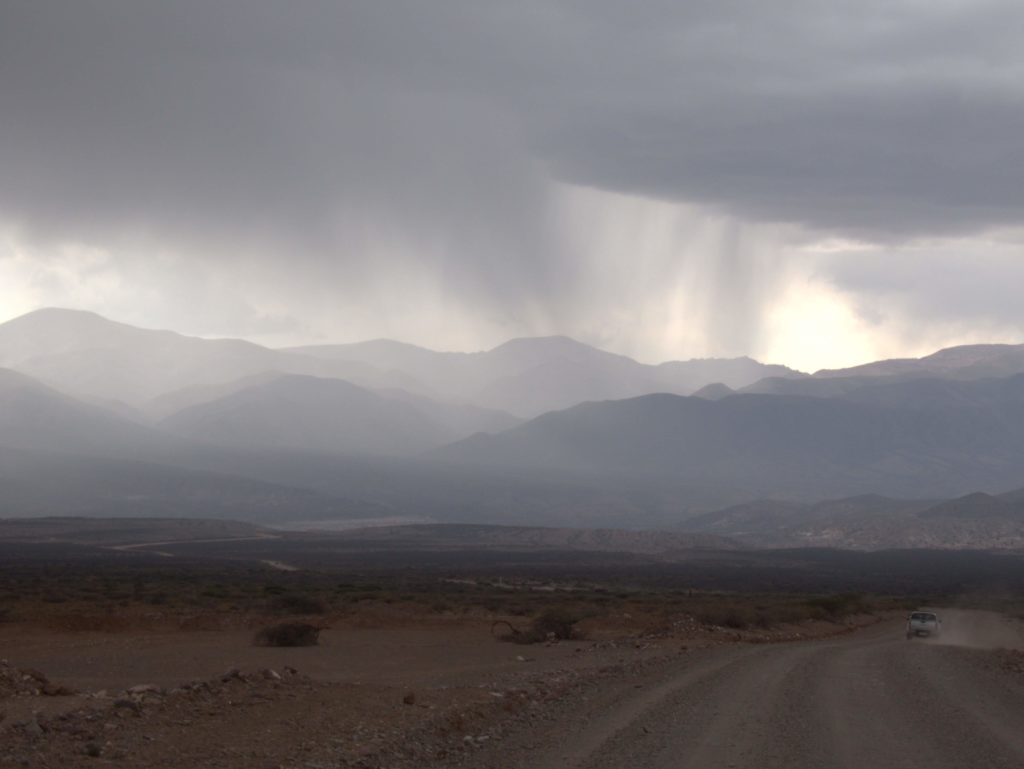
0,367,166,457
681,489,1024,550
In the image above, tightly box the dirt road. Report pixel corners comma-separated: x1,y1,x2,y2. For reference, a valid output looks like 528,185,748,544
3,609,1021,768
478,611,1024,769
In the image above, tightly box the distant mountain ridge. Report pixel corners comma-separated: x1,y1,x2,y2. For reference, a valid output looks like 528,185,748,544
813,342,1024,380
0,308,389,406
0,309,803,418
434,385,1024,500
681,489,1024,550
4,306,1024,548
286,334,803,417
738,341,1024,403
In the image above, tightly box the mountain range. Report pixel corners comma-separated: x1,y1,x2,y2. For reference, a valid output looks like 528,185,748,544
0,308,802,418
288,335,803,417
435,374,1024,497
3,307,1024,549
680,490,1024,550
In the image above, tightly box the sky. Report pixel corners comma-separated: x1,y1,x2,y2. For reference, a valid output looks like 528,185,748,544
2,1,1024,372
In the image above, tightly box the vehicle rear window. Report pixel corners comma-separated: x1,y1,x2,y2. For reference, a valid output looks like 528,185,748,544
910,612,936,621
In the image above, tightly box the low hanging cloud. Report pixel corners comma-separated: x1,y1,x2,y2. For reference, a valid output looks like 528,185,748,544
1,1,1023,362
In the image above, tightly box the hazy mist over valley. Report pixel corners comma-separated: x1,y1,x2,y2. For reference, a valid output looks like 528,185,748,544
4,5,1024,768
2,306,1024,548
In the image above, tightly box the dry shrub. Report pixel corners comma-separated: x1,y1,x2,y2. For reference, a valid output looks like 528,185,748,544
694,603,753,629
497,607,585,645
253,621,324,647
532,607,583,639
803,593,867,621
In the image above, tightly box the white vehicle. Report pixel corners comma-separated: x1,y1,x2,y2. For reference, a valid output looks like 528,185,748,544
906,611,941,639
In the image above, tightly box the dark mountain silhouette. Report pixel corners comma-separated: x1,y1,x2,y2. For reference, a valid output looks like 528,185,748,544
743,371,1024,412
833,374,1024,413
433,387,1024,500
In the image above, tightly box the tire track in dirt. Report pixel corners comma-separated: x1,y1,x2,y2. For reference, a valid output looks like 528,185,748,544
475,616,1024,769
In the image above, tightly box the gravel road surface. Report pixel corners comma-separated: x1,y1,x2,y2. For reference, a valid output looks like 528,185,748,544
484,611,1024,769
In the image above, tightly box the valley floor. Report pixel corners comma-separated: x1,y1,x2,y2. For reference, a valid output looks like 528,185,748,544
1,606,889,768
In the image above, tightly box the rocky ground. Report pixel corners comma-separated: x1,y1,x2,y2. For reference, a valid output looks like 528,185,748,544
457,611,1024,769
0,612,899,769
1000,648,1024,674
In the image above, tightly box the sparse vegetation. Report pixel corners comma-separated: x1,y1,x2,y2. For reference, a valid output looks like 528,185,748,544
497,606,587,644
689,592,879,630
531,607,585,639
0,549,978,641
803,592,868,620
253,622,325,647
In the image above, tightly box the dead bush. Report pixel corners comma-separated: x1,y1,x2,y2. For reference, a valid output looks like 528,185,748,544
253,622,325,647
496,607,585,644
532,607,583,639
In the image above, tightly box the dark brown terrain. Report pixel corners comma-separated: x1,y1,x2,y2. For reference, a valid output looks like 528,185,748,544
2,518,1024,768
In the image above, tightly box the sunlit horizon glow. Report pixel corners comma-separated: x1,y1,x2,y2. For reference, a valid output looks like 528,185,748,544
3,184,1023,375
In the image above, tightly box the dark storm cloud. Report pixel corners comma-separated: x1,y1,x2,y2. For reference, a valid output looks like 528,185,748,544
3,0,1023,253
3,0,1024,364
527,2,1024,238
0,0,561,323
